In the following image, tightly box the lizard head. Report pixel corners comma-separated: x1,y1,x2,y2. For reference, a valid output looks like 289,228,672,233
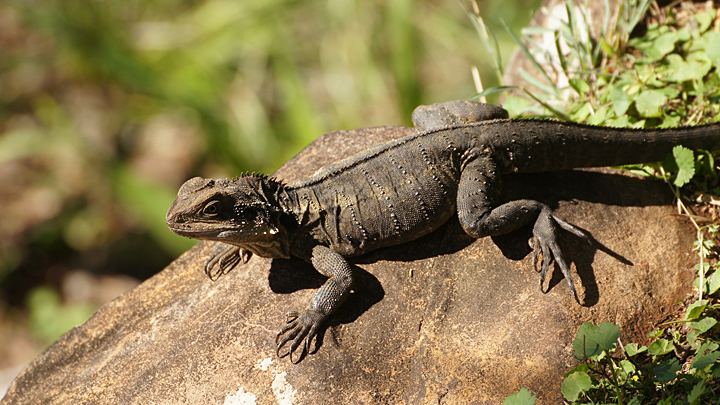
166,174,288,249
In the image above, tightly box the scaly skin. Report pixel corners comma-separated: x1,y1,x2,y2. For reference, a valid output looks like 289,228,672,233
166,100,720,362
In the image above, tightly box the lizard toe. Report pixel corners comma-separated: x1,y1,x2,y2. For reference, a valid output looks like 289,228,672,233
283,311,300,323
275,309,325,362
532,208,581,304
533,235,553,291
204,244,250,281
275,325,301,357
552,214,590,244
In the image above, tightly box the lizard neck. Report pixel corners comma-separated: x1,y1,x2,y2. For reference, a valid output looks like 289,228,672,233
276,186,308,232
283,183,330,224
242,180,295,259
277,185,330,256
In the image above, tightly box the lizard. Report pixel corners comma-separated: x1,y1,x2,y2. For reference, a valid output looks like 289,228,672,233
166,100,720,362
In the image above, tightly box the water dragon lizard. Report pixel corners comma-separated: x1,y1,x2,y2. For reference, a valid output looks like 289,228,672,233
166,100,720,362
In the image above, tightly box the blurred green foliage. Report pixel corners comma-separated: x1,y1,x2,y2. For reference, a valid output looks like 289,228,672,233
26,285,98,345
0,0,542,346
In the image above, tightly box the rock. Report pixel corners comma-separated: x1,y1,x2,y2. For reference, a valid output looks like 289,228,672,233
1,123,695,404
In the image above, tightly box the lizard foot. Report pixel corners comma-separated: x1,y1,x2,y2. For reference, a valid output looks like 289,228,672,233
276,309,325,363
531,206,588,304
204,243,251,281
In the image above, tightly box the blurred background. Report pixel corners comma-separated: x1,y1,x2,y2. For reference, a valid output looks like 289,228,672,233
0,0,542,387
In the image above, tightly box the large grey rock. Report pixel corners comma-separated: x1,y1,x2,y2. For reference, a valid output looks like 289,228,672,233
1,124,695,404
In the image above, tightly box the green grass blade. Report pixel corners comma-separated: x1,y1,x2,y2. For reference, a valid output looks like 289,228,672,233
522,88,570,120
501,19,560,96
472,85,521,100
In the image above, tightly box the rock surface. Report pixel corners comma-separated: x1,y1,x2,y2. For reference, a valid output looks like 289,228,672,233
1,124,696,404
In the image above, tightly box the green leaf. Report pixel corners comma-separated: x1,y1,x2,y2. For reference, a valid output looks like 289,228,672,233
669,53,713,82
607,115,632,128
648,338,673,356
672,145,696,187
554,31,569,74
691,350,720,371
610,87,634,117
648,328,666,339
599,38,615,58
625,342,647,356
627,398,642,405
563,363,590,377
636,31,678,62
686,299,708,320
569,78,590,95
570,102,593,122
662,53,685,73
631,119,646,129
573,322,620,359
518,69,559,96
653,357,681,383
656,86,681,99
687,380,707,404
693,261,708,274
502,388,536,405
619,359,636,375
708,271,720,295
27,286,99,345
691,317,717,334
704,31,720,68
561,372,591,402
677,26,692,42
703,342,719,351
694,11,714,33
587,106,608,126
635,89,667,118
696,150,716,178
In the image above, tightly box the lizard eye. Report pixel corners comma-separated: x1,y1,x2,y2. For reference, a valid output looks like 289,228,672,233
202,200,221,216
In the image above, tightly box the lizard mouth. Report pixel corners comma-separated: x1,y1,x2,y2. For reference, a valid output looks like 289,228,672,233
167,224,277,241
169,225,235,236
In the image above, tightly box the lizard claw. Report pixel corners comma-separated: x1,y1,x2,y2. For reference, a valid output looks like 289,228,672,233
204,244,252,281
276,309,325,363
531,207,587,304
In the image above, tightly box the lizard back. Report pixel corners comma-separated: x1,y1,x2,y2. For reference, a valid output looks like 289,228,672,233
286,126,467,257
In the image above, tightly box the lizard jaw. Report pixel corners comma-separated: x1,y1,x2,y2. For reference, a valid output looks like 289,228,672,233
168,224,279,243
169,224,291,259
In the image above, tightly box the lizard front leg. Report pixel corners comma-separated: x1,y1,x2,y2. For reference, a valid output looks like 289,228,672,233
457,149,586,303
276,245,353,362
204,243,252,281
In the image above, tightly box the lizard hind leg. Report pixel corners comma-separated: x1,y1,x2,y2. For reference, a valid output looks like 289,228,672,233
464,198,587,304
529,207,588,304
456,153,587,304
411,100,509,132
